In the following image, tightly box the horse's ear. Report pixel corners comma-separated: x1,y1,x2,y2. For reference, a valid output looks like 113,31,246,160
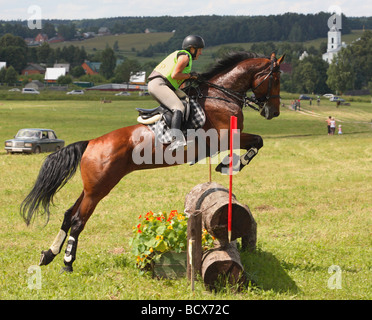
277,54,285,65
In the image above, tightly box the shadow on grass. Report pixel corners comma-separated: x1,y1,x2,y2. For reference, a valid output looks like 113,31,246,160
240,248,300,295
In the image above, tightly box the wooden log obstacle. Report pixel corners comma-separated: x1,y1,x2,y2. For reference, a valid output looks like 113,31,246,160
185,182,257,290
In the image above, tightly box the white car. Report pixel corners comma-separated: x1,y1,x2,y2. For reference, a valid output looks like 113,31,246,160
67,90,84,95
22,88,40,94
323,93,334,99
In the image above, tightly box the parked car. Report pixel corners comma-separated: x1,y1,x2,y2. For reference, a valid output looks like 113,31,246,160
115,91,130,96
323,93,334,99
67,90,84,95
299,94,311,100
330,96,345,102
5,128,65,154
22,88,40,94
9,88,21,92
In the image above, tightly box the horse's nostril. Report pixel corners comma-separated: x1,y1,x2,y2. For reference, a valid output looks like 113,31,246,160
273,111,280,117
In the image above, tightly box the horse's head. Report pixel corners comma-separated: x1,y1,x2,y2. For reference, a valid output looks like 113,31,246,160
251,54,285,120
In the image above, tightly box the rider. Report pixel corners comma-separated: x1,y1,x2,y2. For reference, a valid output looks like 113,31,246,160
147,35,205,150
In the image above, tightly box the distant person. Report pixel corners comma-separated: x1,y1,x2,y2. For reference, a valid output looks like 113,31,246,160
338,124,343,135
330,117,336,135
147,35,205,150
317,96,320,106
326,116,332,135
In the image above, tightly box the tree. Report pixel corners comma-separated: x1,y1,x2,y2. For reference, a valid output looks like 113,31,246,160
70,66,86,78
57,75,72,85
0,33,27,73
0,66,6,83
326,30,372,92
37,42,53,64
114,59,141,83
43,22,56,39
58,24,76,41
4,66,18,84
100,47,116,79
326,54,354,94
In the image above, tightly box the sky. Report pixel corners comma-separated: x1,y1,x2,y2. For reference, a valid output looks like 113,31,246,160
0,0,370,21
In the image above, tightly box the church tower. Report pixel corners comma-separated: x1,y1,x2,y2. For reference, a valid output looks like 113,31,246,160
327,23,342,51
322,14,346,63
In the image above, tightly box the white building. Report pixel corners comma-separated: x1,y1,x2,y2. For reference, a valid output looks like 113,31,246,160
44,68,66,82
322,15,347,63
130,71,146,85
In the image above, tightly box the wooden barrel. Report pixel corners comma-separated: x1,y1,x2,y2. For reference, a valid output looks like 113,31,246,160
201,241,246,290
184,182,256,244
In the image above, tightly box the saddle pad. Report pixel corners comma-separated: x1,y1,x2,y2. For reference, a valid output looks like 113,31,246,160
147,98,206,145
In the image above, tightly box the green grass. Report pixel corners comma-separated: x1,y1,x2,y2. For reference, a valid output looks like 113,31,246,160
0,96,371,300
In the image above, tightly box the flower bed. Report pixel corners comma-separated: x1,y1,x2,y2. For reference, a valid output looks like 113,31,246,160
130,210,214,271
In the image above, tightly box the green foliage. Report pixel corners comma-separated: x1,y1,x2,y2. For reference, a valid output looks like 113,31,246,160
57,75,72,85
0,34,27,73
99,47,116,79
113,58,141,83
4,66,18,84
291,56,330,94
130,210,214,270
327,30,372,92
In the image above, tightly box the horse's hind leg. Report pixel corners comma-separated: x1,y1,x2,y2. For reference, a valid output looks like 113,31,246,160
39,193,83,267
61,193,100,273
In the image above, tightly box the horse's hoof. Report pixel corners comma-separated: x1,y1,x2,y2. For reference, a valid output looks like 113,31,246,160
215,154,240,173
60,265,73,274
39,249,56,266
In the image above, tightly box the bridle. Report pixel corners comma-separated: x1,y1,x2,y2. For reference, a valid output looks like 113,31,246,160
190,57,280,112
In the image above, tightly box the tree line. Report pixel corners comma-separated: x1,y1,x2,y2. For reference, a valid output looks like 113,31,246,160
1,28,371,95
2,13,367,46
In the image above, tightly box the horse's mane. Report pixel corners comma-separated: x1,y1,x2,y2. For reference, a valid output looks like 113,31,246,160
201,51,268,80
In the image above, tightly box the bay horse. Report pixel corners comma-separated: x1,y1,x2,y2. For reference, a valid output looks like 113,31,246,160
21,52,284,272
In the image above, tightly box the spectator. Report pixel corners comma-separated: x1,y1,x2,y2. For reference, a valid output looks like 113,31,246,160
330,117,336,135
326,116,332,135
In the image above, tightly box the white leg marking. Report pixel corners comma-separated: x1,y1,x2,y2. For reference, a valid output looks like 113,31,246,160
50,230,67,255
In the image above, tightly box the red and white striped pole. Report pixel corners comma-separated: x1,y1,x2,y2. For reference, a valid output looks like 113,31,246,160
228,116,237,243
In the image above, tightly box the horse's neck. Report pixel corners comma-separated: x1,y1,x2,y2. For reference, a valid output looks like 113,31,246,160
212,58,269,93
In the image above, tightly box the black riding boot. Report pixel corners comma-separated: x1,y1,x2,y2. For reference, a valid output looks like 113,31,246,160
170,110,186,151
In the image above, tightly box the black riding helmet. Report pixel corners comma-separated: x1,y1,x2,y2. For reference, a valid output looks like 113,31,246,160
182,35,205,58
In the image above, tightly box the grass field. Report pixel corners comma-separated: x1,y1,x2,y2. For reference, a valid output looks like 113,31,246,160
0,95,371,300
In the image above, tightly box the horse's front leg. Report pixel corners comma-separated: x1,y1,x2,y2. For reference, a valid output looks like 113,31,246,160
238,132,263,171
215,132,263,173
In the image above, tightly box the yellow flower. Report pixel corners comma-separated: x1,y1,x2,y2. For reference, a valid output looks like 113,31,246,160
167,225,173,229
149,247,153,253
155,235,164,240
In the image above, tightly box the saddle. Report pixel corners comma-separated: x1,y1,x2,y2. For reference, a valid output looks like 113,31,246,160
136,96,206,145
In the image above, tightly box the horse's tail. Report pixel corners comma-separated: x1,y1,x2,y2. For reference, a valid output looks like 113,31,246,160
21,140,89,226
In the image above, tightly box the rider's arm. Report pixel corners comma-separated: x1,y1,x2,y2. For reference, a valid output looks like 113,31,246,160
171,54,191,81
